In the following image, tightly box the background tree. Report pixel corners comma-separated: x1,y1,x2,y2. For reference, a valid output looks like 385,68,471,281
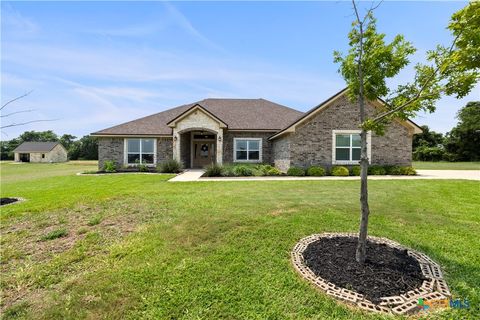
59,134,77,151
444,101,480,161
412,125,445,161
334,1,479,264
413,125,444,149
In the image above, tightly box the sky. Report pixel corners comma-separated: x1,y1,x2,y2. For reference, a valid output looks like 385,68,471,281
1,1,478,140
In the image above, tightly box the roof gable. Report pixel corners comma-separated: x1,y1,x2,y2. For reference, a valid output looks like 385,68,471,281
269,89,423,140
166,104,228,128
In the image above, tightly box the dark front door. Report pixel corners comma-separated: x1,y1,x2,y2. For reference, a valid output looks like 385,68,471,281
192,141,215,168
20,153,30,162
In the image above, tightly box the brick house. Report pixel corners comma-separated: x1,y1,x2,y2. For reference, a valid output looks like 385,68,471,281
92,89,422,171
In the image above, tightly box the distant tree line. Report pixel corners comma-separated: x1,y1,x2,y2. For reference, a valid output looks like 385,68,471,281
0,130,98,160
413,101,479,161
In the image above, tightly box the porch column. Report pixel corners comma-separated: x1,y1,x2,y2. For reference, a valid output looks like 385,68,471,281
216,129,223,165
172,129,180,161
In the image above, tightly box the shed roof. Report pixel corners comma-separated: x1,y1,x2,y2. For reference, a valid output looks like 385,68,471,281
13,142,62,153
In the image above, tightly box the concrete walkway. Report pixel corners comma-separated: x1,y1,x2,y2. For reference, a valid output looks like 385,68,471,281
168,169,205,182
169,169,480,182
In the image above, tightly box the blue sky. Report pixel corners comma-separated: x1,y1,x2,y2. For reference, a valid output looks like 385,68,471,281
1,1,478,139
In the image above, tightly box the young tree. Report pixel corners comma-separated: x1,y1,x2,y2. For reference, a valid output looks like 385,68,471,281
444,101,480,161
334,1,479,264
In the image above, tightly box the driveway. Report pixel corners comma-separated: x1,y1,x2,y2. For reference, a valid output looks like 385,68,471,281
169,169,480,182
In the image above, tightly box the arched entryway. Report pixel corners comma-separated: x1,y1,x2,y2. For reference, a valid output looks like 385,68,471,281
178,128,219,168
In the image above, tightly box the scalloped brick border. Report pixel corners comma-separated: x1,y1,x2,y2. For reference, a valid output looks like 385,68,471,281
291,233,451,315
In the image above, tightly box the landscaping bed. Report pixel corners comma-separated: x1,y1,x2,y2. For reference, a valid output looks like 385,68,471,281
0,198,21,206
303,236,425,303
203,163,417,177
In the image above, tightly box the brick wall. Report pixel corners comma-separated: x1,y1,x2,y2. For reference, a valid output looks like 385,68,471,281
222,131,275,164
274,95,413,169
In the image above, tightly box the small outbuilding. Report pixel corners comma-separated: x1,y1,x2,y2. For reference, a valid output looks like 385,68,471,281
13,142,68,163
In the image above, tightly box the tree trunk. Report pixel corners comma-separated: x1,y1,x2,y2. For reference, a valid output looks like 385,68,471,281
354,8,370,264
356,128,370,264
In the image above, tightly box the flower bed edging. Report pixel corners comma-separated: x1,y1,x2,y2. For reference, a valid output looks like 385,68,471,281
291,233,451,315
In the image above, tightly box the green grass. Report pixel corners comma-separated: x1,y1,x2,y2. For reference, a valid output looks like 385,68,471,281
413,161,480,170
40,228,68,241
1,162,479,319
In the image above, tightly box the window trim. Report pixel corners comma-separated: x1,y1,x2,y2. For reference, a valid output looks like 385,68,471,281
123,138,157,166
233,138,262,162
332,130,371,165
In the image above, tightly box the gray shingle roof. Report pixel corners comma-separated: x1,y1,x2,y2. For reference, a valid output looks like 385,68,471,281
13,142,61,153
92,98,304,136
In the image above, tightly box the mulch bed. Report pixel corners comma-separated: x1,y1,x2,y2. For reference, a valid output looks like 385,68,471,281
87,168,159,174
0,198,19,206
302,236,426,304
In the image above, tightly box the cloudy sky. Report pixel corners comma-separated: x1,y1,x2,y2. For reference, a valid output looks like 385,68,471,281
1,1,478,139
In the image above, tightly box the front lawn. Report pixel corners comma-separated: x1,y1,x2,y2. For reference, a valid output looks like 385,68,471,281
413,161,480,170
1,162,478,319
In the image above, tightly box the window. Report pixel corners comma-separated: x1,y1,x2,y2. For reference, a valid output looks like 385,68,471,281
125,138,156,165
41,154,45,159
332,130,371,164
234,138,262,162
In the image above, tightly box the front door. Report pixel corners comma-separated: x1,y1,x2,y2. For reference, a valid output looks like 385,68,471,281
192,141,215,168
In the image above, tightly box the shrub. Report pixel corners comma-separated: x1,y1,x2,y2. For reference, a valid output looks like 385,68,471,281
41,228,68,241
413,145,445,161
385,165,403,175
265,167,282,176
306,166,326,176
287,166,305,176
138,163,149,172
158,159,183,173
233,165,254,176
350,166,361,176
368,165,386,175
256,164,282,176
220,164,235,177
103,160,116,173
203,163,223,177
331,166,349,176
401,166,417,175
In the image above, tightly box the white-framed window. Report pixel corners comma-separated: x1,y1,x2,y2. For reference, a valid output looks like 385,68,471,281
233,138,262,162
124,138,157,165
332,130,371,165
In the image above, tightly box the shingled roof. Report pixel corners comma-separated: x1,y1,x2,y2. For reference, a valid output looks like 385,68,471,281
92,98,304,136
13,142,62,153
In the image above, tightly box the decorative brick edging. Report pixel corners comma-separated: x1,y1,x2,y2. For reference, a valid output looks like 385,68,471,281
0,197,26,207
291,233,451,315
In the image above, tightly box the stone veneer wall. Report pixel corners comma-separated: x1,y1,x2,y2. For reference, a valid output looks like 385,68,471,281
98,137,173,169
275,95,413,170
222,131,276,164
272,135,291,172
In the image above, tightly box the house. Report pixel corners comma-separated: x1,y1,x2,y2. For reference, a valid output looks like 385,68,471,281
13,142,68,163
91,89,422,171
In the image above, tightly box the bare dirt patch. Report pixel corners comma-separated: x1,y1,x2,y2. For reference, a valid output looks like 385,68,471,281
0,199,159,313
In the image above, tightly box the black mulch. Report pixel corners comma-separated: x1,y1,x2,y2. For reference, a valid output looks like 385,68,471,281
302,236,426,304
0,198,19,206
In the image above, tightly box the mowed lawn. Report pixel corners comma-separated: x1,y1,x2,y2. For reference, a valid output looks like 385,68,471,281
413,161,480,170
1,162,479,319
